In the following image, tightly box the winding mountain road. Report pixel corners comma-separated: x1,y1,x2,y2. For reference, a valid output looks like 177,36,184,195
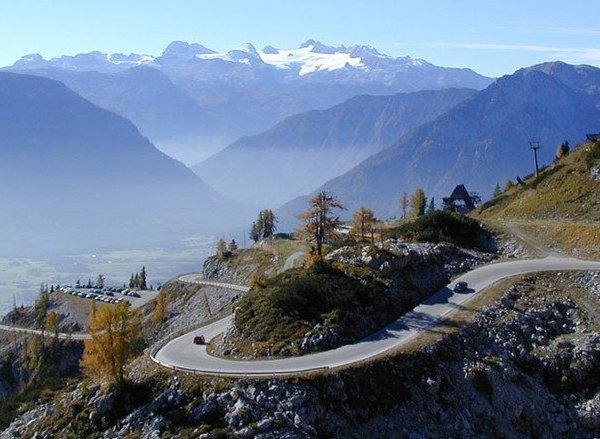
153,256,600,377
0,324,90,340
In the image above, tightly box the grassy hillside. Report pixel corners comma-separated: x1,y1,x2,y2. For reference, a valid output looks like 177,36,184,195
476,141,600,257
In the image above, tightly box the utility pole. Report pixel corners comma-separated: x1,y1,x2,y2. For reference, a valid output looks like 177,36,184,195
529,141,542,177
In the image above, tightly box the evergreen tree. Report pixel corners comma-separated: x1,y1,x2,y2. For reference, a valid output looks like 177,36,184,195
250,221,261,243
250,209,278,242
427,197,435,213
33,290,49,330
261,209,277,238
140,266,147,290
400,192,409,219
493,183,502,197
96,274,105,289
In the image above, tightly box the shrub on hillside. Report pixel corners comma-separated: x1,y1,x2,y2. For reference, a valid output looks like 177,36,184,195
385,210,491,250
234,261,398,355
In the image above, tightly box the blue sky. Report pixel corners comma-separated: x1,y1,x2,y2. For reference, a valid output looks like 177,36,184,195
1,0,598,76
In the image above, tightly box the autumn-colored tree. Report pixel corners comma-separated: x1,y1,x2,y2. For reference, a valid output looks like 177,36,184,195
400,192,409,219
555,141,570,161
81,303,142,384
350,207,377,242
152,291,166,324
504,180,515,192
216,238,228,258
89,300,97,320
296,192,345,256
45,311,60,338
410,188,426,217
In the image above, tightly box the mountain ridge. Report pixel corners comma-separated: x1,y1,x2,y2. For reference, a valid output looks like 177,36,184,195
193,87,477,207
0,72,250,256
276,61,600,228
5,40,492,164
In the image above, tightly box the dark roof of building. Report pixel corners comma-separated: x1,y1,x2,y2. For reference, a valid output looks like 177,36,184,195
442,184,476,211
586,133,600,142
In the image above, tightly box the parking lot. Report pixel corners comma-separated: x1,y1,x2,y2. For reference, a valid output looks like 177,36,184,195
60,286,158,309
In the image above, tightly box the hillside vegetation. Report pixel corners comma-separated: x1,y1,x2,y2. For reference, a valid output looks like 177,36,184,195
476,141,600,257
233,260,398,356
385,211,493,251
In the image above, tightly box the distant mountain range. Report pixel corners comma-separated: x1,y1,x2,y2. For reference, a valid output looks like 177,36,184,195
193,88,476,207
5,40,492,164
277,61,600,228
0,72,250,257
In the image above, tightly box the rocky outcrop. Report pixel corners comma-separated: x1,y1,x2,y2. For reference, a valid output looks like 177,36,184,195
327,240,494,294
590,164,600,182
0,403,54,439
201,249,277,285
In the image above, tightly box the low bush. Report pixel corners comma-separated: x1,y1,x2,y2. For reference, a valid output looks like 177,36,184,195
385,211,491,250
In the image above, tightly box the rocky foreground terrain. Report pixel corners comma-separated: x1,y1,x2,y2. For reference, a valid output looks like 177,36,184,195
1,269,598,438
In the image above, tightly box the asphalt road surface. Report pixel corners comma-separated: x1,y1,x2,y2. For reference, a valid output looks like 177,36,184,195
0,324,91,340
153,256,600,377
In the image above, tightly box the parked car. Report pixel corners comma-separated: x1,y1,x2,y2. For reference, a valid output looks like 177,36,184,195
453,281,469,293
193,335,206,345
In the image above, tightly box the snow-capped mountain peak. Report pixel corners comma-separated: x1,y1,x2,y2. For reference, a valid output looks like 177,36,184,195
11,51,153,72
262,45,279,55
298,39,338,54
6,40,487,86
194,43,264,65
157,41,215,64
